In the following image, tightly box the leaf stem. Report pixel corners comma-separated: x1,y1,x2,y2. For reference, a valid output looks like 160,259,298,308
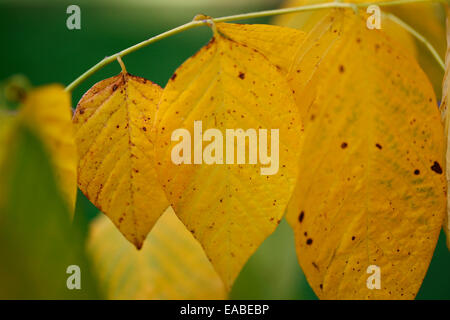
65,0,446,92
117,56,127,74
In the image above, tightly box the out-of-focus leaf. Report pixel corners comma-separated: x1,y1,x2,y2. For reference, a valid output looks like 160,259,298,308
88,207,226,300
0,74,32,111
274,0,445,96
0,122,100,299
287,10,445,299
20,84,77,214
73,73,169,249
0,111,16,206
388,3,445,97
0,111,16,167
154,30,303,289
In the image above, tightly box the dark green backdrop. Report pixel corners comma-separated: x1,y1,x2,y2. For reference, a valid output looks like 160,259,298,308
1,0,448,299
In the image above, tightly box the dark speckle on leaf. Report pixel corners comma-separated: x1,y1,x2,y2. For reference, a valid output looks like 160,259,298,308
431,161,442,174
299,211,304,223
341,142,348,149
171,73,177,81
306,238,313,245
238,72,245,79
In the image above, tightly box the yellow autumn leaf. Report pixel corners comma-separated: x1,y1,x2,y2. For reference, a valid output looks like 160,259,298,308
274,0,445,96
88,207,226,300
153,32,303,289
73,72,169,249
440,5,450,250
19,85,77,214
286,10,446,299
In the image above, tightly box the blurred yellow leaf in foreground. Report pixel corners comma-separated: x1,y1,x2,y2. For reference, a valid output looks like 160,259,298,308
88,207,227,300
19,84,77,215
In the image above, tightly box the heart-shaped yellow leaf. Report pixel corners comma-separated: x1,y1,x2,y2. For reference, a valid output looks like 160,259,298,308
154,32,303,289
73,73,169,248
88,207,227,299
287,10,445,299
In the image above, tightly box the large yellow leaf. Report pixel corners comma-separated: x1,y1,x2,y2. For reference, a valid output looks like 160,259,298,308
286,10,446,299
440,6,450,250
274,0,445,96
88,207,226,300
154,32,303,289
19,85,77,214
73,72,169,249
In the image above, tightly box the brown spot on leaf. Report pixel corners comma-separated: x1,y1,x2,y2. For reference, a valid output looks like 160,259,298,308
298,211,304,223
238,72,245,79
431,161,442,174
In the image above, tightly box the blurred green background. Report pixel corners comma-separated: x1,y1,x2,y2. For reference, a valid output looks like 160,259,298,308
0,0,449,299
